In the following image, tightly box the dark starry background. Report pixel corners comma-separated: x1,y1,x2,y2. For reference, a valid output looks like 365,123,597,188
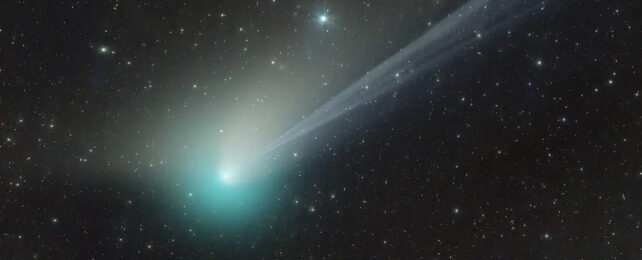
1,0,642,258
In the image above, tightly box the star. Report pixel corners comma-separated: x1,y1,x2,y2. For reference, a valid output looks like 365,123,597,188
318,14,328,24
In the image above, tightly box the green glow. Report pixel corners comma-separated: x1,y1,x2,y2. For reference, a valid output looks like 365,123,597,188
219,166,239,185
182,159,276,228
166,123,284,229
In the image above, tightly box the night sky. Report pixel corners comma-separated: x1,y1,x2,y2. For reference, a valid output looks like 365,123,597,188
2,0,642,258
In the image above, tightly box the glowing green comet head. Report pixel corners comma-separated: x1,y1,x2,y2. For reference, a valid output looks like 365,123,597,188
221,172,233,183
219,168,235,184
180,161,277,229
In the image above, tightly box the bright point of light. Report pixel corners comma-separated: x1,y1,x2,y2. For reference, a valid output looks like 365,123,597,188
220,169,236,184
222,173,232,182
100,47,108,53
319,14,328,23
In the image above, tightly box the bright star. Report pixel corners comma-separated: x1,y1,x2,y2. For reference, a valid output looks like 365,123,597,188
318,14,328,24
